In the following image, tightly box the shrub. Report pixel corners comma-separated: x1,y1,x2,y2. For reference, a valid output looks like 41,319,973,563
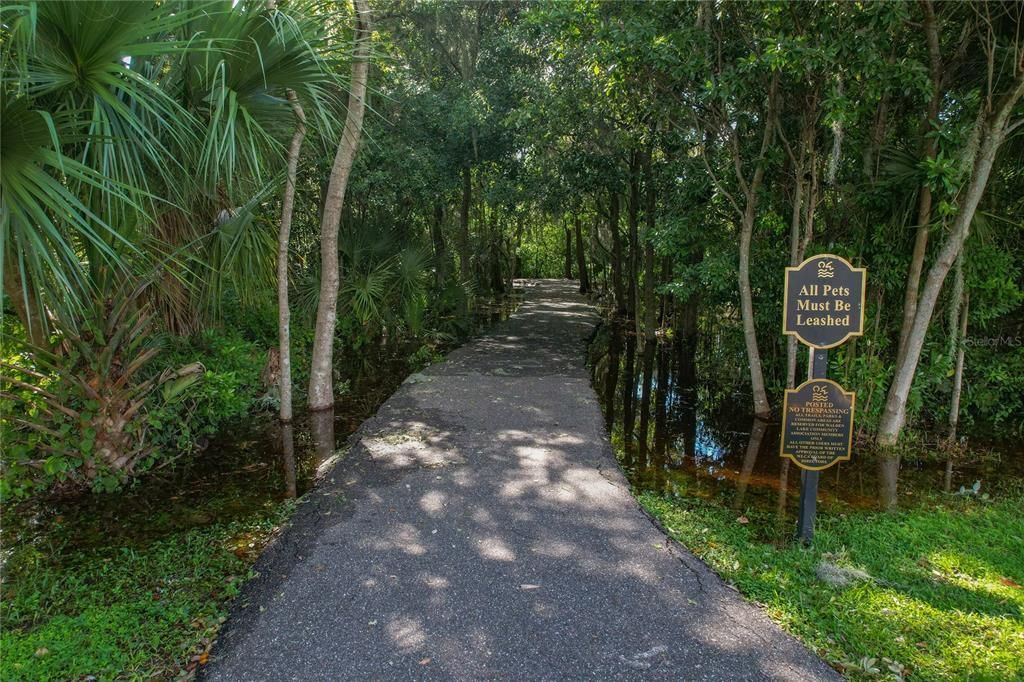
146,330,269,453
1,299,181,496
1,316,271,498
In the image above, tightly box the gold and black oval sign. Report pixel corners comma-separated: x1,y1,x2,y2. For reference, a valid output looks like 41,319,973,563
783,254,866,349
780,378,855,471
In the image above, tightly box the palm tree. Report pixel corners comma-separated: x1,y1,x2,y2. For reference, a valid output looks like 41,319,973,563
1,0,349,488
2,0,347,335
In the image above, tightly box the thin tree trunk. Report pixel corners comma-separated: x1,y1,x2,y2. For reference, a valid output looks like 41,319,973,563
654,344,672,456
281,423,297,499
459,164,472,283
307,0,372,411
563,224,573,280
627,156,640,322
431,203,447,290
727,74,778,419
278,90,306,422
489,211,504,294
622,331,637,444
862,92,889,180
642,150,657,342
782,125,807,389
734,418,767,509
676,250,700,387
659,254,672,329
738,192,770,419
896,0,942,361
947,257,969,444
574,213,590,294
604,322,622,434
637,340,655,465
777,459,790,520
609,192,626,317
877,76,1024,445
590,209,604,294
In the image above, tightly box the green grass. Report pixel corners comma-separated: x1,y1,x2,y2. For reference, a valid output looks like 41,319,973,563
0,501,294,681
639,491,1024,681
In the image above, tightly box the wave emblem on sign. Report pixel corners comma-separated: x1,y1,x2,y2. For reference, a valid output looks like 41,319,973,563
812,385,829,402
817,260,835,278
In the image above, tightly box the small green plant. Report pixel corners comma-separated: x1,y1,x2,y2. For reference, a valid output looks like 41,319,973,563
0,503,294,680
408,343,443,369
146,330,268,453
953,479,990,500
1,296,201,496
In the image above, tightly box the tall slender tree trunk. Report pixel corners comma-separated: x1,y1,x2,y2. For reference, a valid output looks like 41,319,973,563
738,192,770,419
458,164,472,283
675,250,700,387
591,209,604,294
626,157,640,322
642,150,657,342
307,0,372,411
277,90,306,422
489,210,504,294
877,75,1024,445
735,91,777,419
659,254,672,329
638,339,655,466
784,165,804,389
947,252,969,444
734,419,767,509
622,331,637,445
574,213,590,293
281,423,297,499
947,291,968,440
509,214,524,287
431,203,447,290
862,92,889,180
609,192,626,317
563,224,573,280
604,323,622,433
896,0,943,360
944,277,968,492
783,113,819,387
725,74,777,420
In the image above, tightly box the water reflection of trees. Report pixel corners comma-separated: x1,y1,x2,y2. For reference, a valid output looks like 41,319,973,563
281,423,297,499
593,323,806,511
734,418,769,509
591,319,1022,520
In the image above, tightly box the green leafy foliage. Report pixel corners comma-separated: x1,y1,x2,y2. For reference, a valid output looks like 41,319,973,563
0,504,293,680
146,330,269,454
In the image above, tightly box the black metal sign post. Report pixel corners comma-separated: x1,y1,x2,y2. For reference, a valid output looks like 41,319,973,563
782,255,865,544
796,348,828,542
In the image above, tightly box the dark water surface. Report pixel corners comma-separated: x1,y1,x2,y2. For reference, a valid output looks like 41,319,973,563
4,299,519,556
589,321,1024,542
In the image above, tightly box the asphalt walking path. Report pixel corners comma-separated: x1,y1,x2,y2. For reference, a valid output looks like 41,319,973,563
205,279,839,681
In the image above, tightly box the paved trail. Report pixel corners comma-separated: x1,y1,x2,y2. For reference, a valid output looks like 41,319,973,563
206,280,839,681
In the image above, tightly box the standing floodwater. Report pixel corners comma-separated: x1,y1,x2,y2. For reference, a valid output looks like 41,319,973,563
3,301,519,557
589,321,1024,543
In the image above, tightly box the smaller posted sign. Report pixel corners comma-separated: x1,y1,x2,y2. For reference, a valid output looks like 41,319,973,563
783,254,866,349
780,378,855,471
